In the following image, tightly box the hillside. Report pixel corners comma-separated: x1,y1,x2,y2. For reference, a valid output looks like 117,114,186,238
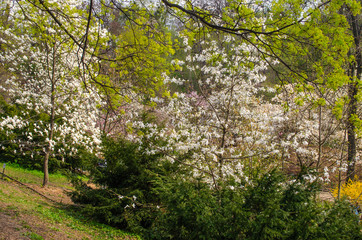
0,165,139,240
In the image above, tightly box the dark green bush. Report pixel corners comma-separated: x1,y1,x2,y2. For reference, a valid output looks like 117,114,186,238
149,178,246,239
71,138,362,240
148,171,362,240
70,137,175,233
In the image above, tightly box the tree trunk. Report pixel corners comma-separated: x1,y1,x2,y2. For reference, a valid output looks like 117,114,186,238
316,105,322,170
42,92,55,187
43,44,56,187
346,81,357,182
43,151,50,187
346,10,361,182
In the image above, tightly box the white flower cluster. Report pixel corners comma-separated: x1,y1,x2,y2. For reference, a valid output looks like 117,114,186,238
126,33,289,188
0,0,107,159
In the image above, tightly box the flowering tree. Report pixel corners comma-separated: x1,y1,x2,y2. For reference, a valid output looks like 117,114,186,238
0,0,106,186
159,0,361,182
125,33,288,188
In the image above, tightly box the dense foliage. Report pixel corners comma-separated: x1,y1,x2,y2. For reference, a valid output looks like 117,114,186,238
0,0,361,238
71,141,362,239
70,137,173,233
151,173,361,240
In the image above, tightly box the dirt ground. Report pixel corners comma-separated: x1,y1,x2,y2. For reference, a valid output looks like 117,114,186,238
0,207,74,240
28,183,74,205
318,191,335,202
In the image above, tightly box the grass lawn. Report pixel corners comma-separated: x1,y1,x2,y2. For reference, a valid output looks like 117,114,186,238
0,163,140,240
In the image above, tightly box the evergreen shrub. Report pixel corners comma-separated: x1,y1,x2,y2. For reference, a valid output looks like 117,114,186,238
71,138,362,239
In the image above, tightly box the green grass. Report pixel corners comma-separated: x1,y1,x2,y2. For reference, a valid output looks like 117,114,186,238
1,162,69,186
23,232,44,240
0,163,140,239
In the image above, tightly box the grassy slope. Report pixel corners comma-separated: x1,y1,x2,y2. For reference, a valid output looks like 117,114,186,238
0,164,140,240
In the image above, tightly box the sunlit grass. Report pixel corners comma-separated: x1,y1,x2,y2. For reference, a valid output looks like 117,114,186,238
1,162,67,184
0,163,140,239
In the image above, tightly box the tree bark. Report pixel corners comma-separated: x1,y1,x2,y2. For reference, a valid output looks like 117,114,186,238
43,81,55,187
316,105,322,170
346,9,361,182
346,80,357,182
43,43,57,187
43,150,50,187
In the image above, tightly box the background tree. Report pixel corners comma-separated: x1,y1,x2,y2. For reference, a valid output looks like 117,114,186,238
342,2,361,181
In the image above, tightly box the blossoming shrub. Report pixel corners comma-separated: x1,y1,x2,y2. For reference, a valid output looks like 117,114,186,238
0,96,94,172
0,98,56,171
333,177,362,205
